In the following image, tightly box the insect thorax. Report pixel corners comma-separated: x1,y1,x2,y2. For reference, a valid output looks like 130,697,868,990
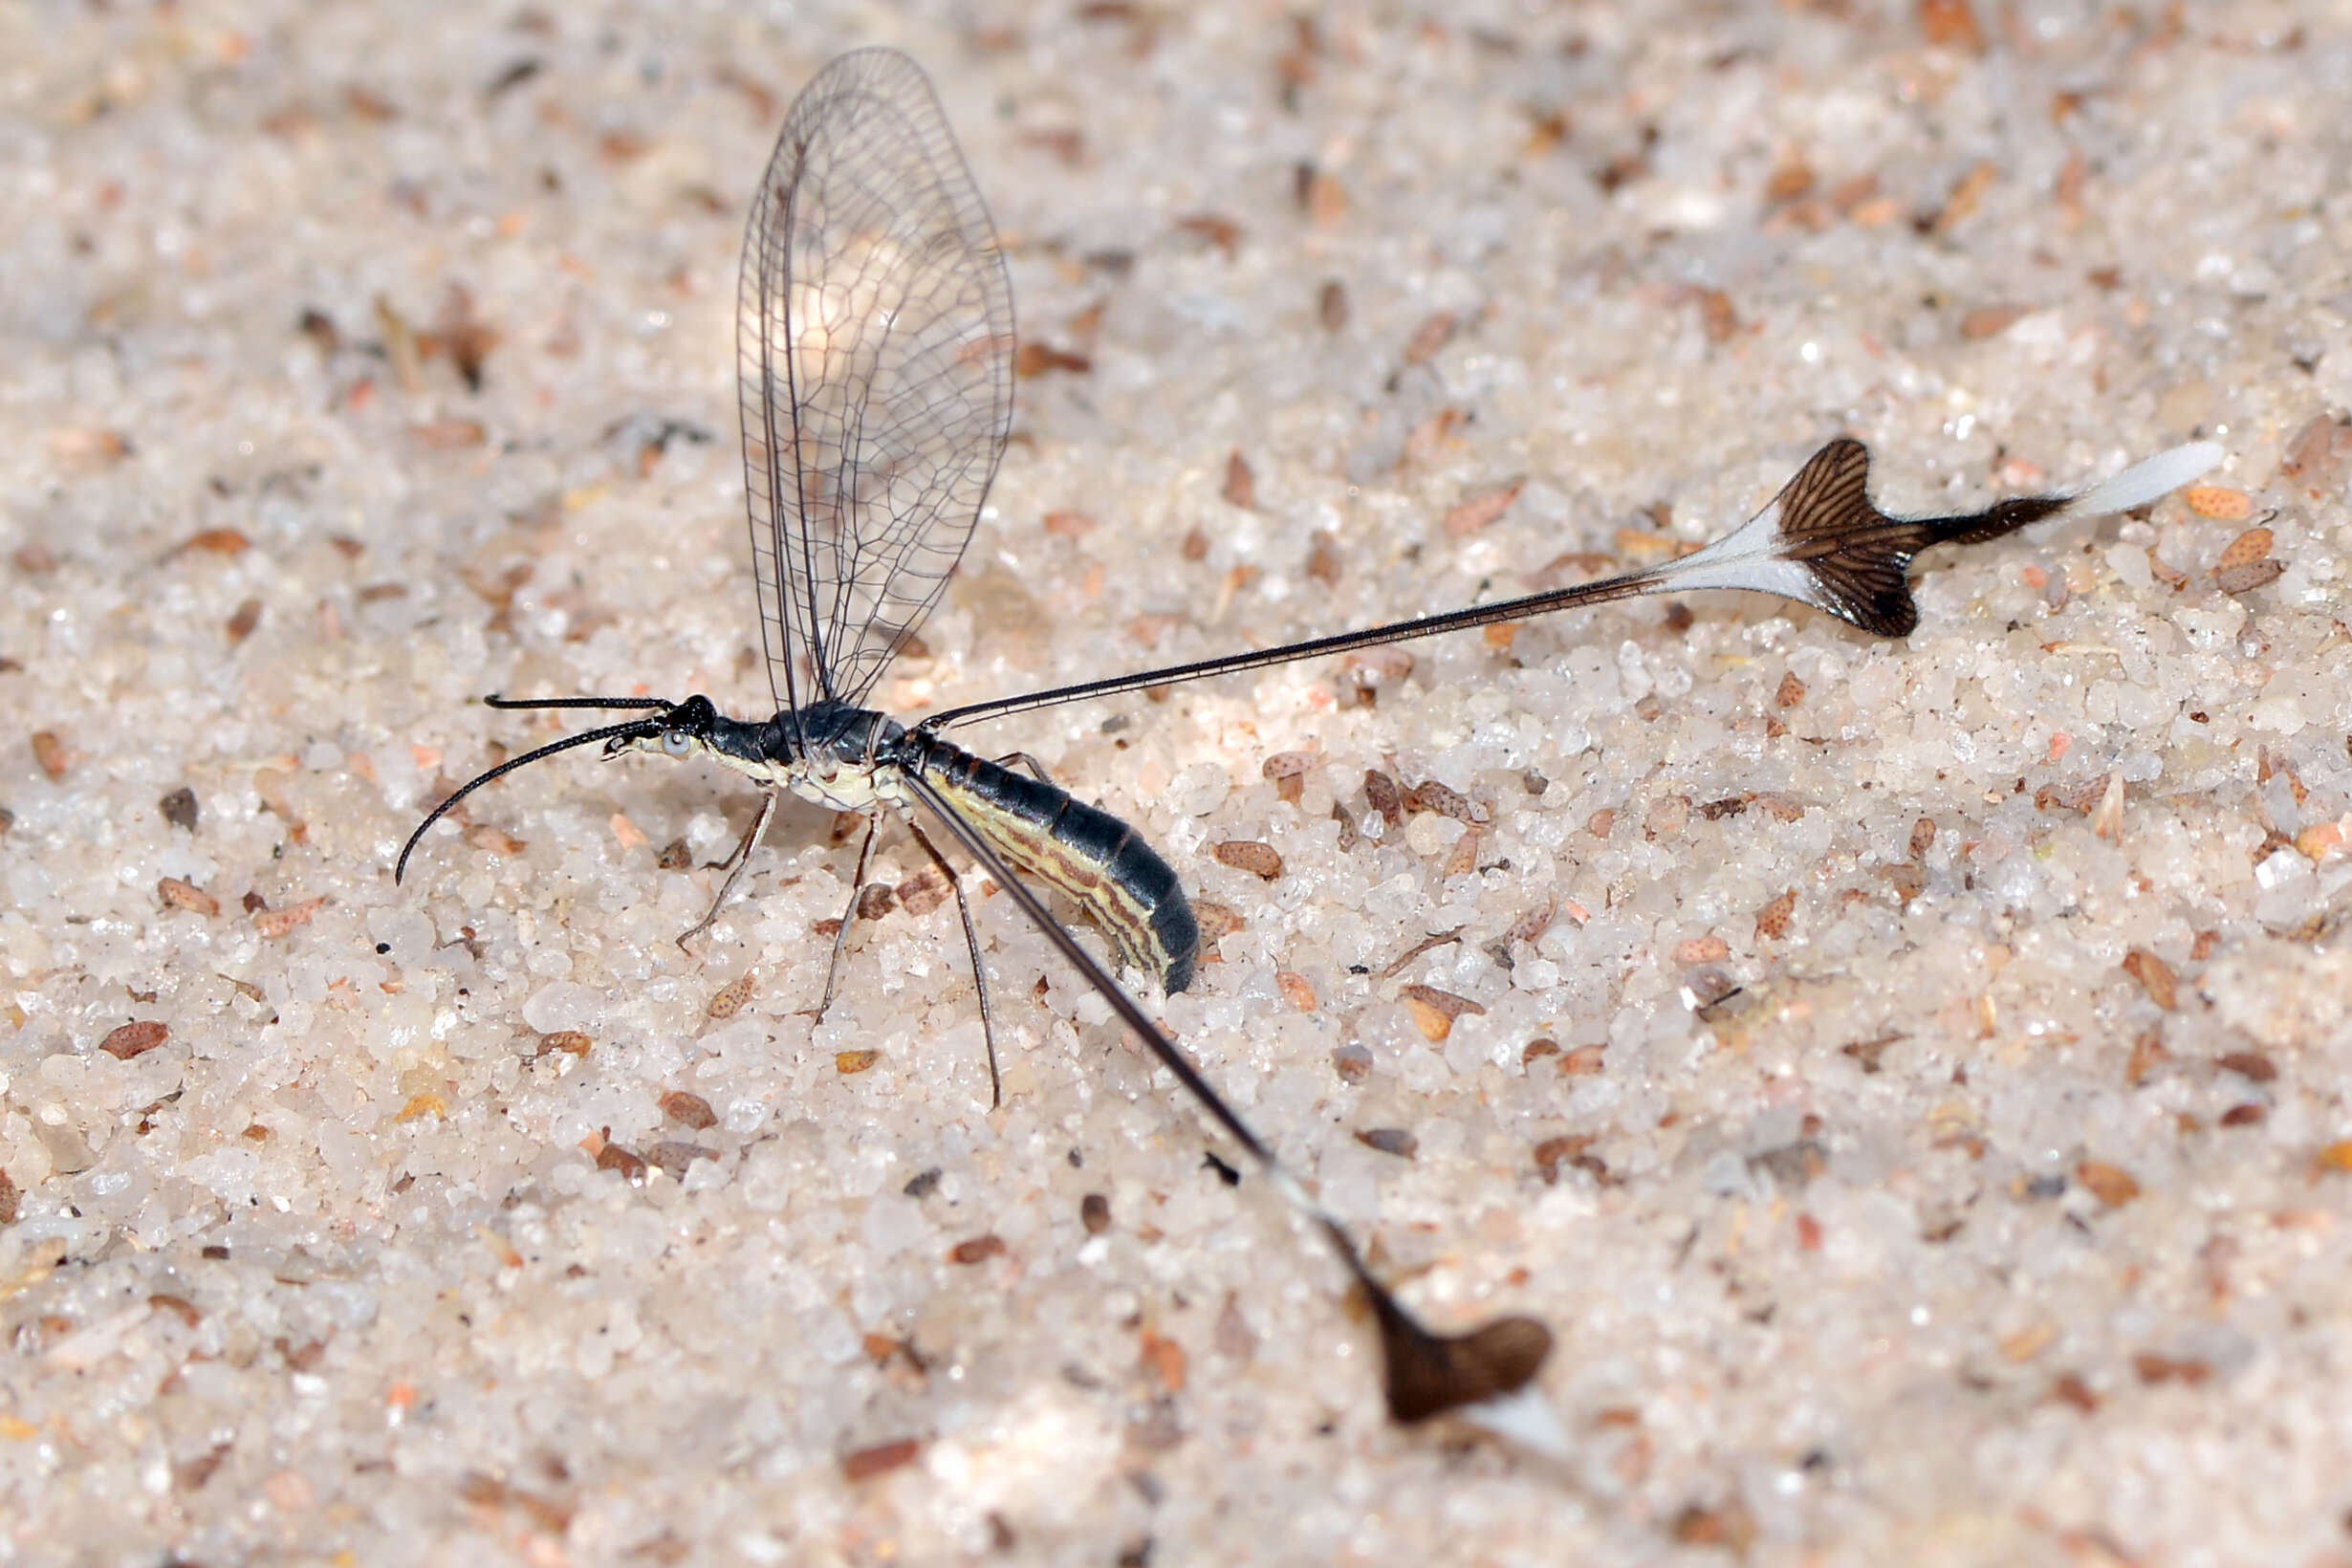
712,703,913,816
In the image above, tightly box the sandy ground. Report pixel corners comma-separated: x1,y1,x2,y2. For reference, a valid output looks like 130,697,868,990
4,1,2350,1563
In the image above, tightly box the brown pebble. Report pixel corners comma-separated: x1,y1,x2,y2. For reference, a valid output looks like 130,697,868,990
2131,1352,2211,1386
1442,479,1523,538
949,1234,1007,1265
1775,671,1805,708
1672,936,1730,966
465,824,524,857
2215,1050,2276,1083
1842,1032,1901,1074
2075,1160,2141,1208
706,970,756,1021
1275,970,1316,1011
1355,1127,1417,1159
252,896,325,939
835,1049,880,1076
1140,1330,1187,1395
1304,532,1340,586
1671,1501,1758,1553
2189,488,2256,524
540,1031,592,1058
1332,1043,1371,1082
2121,948,2178,1010
51,425,130,466
1694,289,1737,344
226,599,263,642
148,1293,202,1328
409,417,487,451
1909,817,1937,860
1404,778,1481,823
1191,900,1243,941
1521,1037,1559,1066
894,865,952,916
840,1439,922,1482
159,878,219,916
0,1169,15,1226
1080,1193,1111,1235
1363,769,1404,827
1211,840,1283,880
2125,1031,2168,1086
2050,1373,2100,1413
1959,303,2032,339
2214,558,2283,595
2218,1103,2267,1127
31,731,69,780
160,787,200,831
1505,899,1557,947
1753,888,1797,940
1399,983,1484,1042
1318,279,1348,331
655,837,691,870
100,1021,169,1060
1041,509,1096,538
1176,212,1240,254
1013,342,1090,378
596,1143,648,1185
659,1090,716,1129
2214,524,2272,567
1560,1044,1606,1076
644,1142,718,1179
1534,1133,1600,1187
1262,750,1315,804
2280,412,2352,489
1930,160,1996,232
1402,399,1466,472
855,882,896,921
1440,825,1480,880
1221,448,1256,511
1764,160,1814,207
1403,310,1456,364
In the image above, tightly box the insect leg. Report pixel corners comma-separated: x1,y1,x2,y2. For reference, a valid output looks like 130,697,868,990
677,789,781,951
815,813,882,1018
991,751,1056,786
904,816,1002,1108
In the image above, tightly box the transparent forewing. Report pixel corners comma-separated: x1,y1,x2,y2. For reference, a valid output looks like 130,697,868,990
738,49,1015,715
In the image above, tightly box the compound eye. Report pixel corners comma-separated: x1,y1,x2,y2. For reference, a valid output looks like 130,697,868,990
661,730,692,757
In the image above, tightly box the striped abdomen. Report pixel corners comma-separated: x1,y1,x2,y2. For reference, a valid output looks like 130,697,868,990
909,739,1198,993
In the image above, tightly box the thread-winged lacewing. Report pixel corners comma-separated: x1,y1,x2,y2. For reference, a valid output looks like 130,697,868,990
398,48,2220,1448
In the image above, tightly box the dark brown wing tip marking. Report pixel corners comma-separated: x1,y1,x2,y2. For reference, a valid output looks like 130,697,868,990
1925,492,2072,547
1775,438,1930,639
1373,1300,1556,1425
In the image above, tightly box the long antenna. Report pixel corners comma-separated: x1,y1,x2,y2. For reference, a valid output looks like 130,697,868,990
394,707,669,883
